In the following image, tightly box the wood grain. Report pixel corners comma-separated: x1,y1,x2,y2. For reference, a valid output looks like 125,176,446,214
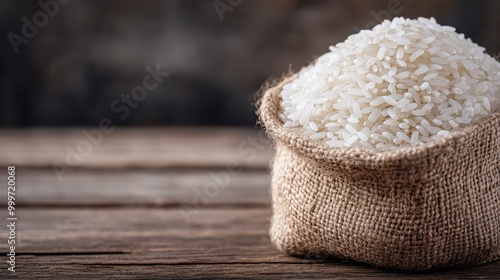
10,262,500,280
0,128,272,169
2,208,498,279
0,169,270,207
4,209,272,254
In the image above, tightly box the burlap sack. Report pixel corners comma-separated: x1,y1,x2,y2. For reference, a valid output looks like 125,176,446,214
259,75,500,271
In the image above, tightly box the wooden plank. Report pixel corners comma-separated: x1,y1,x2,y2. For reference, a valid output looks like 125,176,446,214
2,208,499,279
0,169,270,207
0,128,272,169
3,209,271,254
9,262,500,280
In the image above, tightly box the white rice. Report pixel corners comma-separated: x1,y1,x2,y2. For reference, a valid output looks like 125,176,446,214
279,17,500,151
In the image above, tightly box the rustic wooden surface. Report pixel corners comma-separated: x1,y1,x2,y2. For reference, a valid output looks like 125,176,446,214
0,128,498,279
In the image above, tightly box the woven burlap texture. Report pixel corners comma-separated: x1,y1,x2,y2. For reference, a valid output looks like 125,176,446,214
259,75,500,271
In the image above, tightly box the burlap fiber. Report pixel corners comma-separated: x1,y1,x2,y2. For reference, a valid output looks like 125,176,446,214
259,75,500,271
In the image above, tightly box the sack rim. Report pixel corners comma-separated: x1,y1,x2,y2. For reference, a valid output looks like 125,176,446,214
259,73,500,168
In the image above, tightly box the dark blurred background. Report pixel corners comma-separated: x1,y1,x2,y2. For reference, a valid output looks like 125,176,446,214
1,0,498,127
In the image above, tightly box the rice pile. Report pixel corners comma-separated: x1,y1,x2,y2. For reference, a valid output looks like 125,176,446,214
280,17,500,151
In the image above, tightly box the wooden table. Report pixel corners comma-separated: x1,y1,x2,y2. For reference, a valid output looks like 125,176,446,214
0,128,498,279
